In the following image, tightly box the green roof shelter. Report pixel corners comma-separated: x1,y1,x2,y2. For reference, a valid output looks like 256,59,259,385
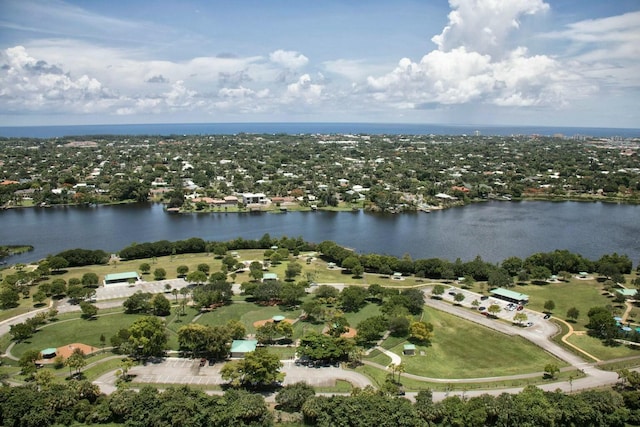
41,347,57,359
490,288,529,304
272,315,285,322
263,273,278,282
104,271,140,285
403,344,416,355
617,289,637,297
230,339,258,358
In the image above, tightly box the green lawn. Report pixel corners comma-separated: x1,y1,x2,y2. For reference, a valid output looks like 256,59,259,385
566,333,640,361
372,307,565,379
11,312,145,358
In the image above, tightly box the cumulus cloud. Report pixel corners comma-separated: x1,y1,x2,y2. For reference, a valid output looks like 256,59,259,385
432,0,549,57
0,46,113,112
365,0,598,110
286,74,323,103
269,49,309,69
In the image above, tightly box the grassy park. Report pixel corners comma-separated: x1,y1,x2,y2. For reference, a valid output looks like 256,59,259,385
2,248,640,392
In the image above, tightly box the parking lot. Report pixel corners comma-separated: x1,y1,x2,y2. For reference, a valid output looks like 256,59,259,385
428,285,548,330
95,278,190,301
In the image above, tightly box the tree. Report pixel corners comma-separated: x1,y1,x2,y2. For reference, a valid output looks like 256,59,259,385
280,281,306,306
127,316,168,358
19,349,41,376
0,288,20,308
65,347,87,377
544,300,556,313
153,268,167,280
351,264,364,278
176,265,189,277
249,261,264,281
487,304,501,317
567,307,580,322
301,299,323,321
513,312,528,325
285,261,303,281
123,291,152,313
587,306,619,344
221,348,283,387
140,262,151,274
226,319,247,340
186,270,207,285
79,301,98,319
544,363,559,379
48,256,69,272
431,284,445,299
10,322,34,341
197,263,210,275
356,316,387,345
177,323,231,359
276,382,315,412
50,278,67,298
340,286,369,312
32,290,47,306
453,292,465,305
488,268,514,288
410,320,434,344
81,272,99,288
152,293,171,316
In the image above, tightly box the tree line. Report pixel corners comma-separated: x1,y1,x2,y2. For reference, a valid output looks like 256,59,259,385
2,381,640,427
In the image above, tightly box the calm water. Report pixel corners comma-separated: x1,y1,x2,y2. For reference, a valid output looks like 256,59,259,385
1,122,639,138
1,201,639,265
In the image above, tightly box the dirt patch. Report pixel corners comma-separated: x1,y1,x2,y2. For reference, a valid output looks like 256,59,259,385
253,318,294,328
56,342,99,359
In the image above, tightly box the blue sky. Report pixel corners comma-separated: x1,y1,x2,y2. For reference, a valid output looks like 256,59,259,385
1,0,638,128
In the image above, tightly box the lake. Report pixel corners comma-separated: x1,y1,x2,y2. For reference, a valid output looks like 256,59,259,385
1,201,639,265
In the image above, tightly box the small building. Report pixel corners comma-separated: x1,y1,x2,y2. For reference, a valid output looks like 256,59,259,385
403,344,416,355
104,271,140,286
41,348,57,359
490,288,529,305
263,273,278,282
617,289,637,298
392,272,403,280
230,339,258,358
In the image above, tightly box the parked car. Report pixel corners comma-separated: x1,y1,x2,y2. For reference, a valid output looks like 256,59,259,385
544,313,552,319
516,305,524,311
479,306,486,311
481,311,490,316
480,295,489,300
526,322,534,327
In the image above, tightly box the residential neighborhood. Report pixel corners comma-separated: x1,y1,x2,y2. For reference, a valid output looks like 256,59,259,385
1,133,639,212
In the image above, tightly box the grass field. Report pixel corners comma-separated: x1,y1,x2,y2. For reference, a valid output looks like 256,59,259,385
566,333,640,361
11,311,145,357
367,307,566,378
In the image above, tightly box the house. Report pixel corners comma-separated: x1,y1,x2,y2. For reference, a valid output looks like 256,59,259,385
242,192,266,205
230,339,258,358
104,271,140,286
223,196,239,206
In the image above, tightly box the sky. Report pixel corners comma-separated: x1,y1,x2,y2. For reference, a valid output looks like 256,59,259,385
0,0,639,128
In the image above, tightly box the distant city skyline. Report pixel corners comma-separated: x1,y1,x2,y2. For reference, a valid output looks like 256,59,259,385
1,0,638,128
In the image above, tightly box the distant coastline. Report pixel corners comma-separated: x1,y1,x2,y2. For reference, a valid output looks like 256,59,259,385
1,122,639,138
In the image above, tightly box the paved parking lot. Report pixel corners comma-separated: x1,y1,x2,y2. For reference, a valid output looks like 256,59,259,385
126,357,372,388
95,278,190,301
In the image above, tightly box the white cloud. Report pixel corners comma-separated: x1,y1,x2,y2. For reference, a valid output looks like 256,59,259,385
286,74,323,103
0,46,114,113
432,0,550,57
269,49,309,69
